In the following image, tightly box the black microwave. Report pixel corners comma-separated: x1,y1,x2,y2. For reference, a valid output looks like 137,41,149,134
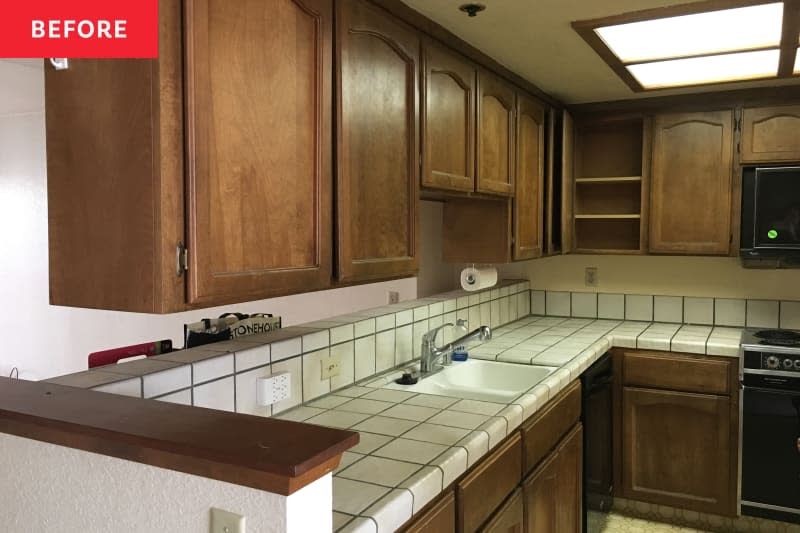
741,166,800,261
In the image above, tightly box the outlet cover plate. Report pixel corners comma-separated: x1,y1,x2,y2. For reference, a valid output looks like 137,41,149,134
585,267,598,287
210,507,245,533
320,354,340,380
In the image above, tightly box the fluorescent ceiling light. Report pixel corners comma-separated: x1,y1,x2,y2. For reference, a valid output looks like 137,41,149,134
795,49,800,73
627,49,780,89
595,3,783,63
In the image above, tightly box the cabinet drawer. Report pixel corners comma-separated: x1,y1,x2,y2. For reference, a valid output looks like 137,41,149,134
623,352,731,395
457,432,522,533
403,491,455,533
521,379,581,475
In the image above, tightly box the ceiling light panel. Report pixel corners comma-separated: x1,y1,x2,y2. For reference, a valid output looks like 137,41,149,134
595,3,783,63
627,49,780,89
795,48,800,73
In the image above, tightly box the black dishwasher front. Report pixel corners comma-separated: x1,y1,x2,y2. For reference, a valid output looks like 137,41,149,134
582,352,614,533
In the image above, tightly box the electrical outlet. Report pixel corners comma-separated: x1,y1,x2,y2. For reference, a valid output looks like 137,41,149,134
210,507,245,533
256,372,291,406
585,267,598,287
320,354,341,380
388,291,400,304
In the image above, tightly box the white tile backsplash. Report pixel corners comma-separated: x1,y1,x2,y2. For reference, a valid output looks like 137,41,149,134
354,335,376,381
625,295,653,321
598,293,625,320
715,298,746,327
653,296,682,323
330,341,355,391
375,330,396,373
155,388,192,405
302,348,331,401
93,378,141,398
193,376,234,412
780,301,800,330
142,365,191,399
747,300,780,328
192,353,234,385
395,324,413,365
531,290,545,315
684,297,713,325
545,291,571,316
234,344,270,372
570,293,597,319
271,337,301,362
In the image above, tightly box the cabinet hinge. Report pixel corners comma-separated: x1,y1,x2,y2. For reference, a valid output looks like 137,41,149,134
176,241,188,276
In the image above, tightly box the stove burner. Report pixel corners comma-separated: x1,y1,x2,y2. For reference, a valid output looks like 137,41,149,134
754,329,800,347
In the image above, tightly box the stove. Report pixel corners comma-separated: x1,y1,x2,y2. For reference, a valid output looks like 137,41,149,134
740,328,800,524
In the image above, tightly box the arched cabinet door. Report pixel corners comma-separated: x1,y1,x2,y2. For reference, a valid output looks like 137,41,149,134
477,70,516,197
185,0,333,306
649,110,733,255
421,39,476,193
741,105,800,163
514,94,546,260
336,0,420,282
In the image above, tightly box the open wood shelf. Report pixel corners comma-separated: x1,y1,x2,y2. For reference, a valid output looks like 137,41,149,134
572,117,649,253
575,176,641,183
575,214,640,219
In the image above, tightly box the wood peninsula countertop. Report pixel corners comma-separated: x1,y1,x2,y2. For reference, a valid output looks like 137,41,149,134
0,376,358,495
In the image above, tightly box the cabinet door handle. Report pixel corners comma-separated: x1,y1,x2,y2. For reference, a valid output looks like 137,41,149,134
49,58,69,70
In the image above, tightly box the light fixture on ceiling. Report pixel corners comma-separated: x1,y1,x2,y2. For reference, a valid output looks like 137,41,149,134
459,3,486,17
573,1,798,91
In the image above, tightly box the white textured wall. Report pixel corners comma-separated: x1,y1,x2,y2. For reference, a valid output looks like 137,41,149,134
0,432,331,533
0,59,430,381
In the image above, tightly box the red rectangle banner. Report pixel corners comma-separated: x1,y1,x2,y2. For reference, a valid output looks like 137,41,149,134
0,0,158,58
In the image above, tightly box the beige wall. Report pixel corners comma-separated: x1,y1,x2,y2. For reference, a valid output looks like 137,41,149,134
418,200,459,297
499,254,800,300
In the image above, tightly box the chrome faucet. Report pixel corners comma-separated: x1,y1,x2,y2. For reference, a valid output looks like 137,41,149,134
420,320,492,374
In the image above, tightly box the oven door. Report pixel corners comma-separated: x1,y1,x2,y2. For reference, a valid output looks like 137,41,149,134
741,384,800,523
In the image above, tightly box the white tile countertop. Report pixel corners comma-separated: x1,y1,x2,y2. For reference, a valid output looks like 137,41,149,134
274,316,744,533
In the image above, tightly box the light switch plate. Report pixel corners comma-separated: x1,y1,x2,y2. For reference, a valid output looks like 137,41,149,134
320,354,340,380
210,507,245,533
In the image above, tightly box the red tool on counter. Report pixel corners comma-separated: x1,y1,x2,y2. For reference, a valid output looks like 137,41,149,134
88,340,174,369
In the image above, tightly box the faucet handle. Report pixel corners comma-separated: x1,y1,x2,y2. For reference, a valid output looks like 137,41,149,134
422,322,454,347
456,318,468,332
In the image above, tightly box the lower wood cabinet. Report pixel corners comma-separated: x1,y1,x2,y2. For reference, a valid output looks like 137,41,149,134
622,387,733,515
403,491,456,533
523,423,583,533
616,350,739,517
399,379,584,533
481,489,524,533
457,432,522,533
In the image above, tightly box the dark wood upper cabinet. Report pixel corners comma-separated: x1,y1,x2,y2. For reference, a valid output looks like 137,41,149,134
336,0,420,282
740,105,800,163
649,110,734,255
45,1,185,313
477,70,516,196
184,0,333,306
514,94,546,260
421,40,476,193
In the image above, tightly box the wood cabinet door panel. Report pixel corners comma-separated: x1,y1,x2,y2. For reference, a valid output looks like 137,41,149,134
336,0,419,281
522,449,557,533
477,71,515,196
741,105,800,163
622,387,733,515
521,380,581,476
422,41,475,193
185,0,332,305
404,491,456,533
481,489,524,533
514,94,545,260
555,424,583,533
458,432,522,533
650,111,733,255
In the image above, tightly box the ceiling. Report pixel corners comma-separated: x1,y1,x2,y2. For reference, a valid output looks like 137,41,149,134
400,0,800,104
